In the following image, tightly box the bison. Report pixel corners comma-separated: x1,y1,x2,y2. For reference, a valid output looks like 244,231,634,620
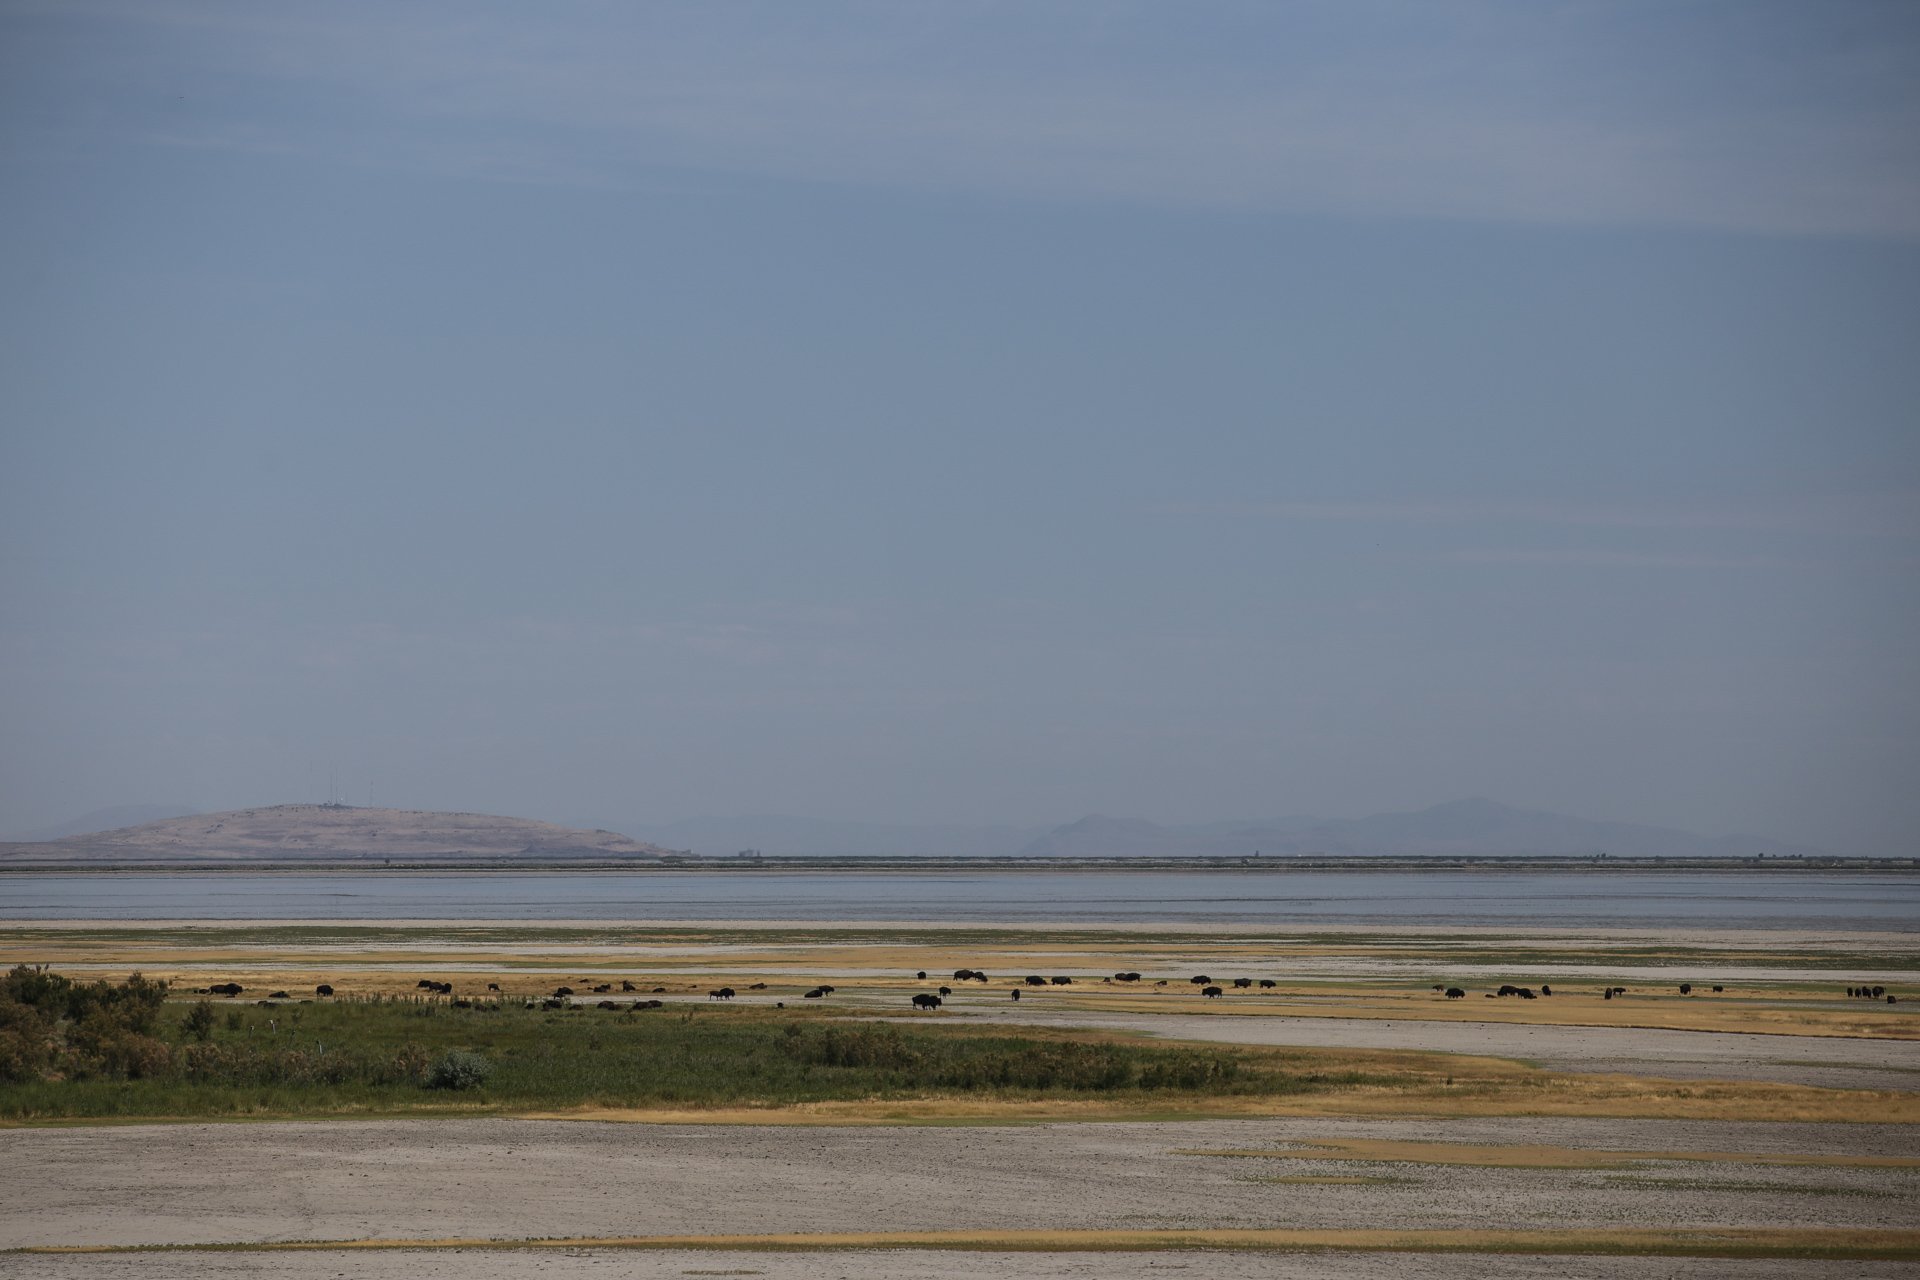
1540,985,1552,996
1011,989,1020,1000
1025,975,1047,986
1050,977,1072,986
1497,985,1520,997
487,983,501,991
621,981,637,992
1201,986,1223,998
1258,979,1276,989
803,989,824,999
593,984,612,993
1232,978,1252,989
1679,984,1692,995
748,982,767,990
554,986,574,996
598,1000,620,1010
709,988,736,1000
1189,975,1212,985
1445,987,1466,999
315,984,334,996
918,971,928,979
210,983,243,996
938,986,952,996
1874,986,1887,998
911,993,942,1009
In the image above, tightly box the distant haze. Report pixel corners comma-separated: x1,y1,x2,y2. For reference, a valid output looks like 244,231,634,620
2,4,1915,855
610,799,1822,861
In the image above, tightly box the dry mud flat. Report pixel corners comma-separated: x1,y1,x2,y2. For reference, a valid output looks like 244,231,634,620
5,1117,1915,1257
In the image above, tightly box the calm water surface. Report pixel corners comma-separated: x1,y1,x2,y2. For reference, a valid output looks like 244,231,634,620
2,871,1915,930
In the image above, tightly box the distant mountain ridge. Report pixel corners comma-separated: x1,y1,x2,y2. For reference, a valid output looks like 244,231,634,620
3,798,1826,862
0,804,673,862
609,814,1047,859
1015,798,1824,860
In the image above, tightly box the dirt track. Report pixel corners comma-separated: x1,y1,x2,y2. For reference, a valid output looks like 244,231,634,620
9,1250,1920,1280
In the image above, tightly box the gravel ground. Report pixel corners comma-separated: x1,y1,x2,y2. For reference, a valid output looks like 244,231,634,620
4,1116,1914,1251
934,1007,1920,1091
7,1250,1920,1280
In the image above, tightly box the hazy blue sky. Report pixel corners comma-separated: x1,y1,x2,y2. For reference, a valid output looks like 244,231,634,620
2,1,1916,852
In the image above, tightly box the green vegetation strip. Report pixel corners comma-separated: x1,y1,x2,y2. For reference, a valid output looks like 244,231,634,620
15,1229,1920,1259
1,967,1395,1122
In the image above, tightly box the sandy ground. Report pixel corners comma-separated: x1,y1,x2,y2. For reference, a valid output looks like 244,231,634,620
4,1116,1915,1252
10,1251,1920,1280
8,1251,1920,1280
934,1006,1920,1091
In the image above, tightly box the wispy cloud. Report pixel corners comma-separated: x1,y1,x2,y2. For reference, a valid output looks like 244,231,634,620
1150,494,1920,538
1424,548,1799,570
9,1,1920,235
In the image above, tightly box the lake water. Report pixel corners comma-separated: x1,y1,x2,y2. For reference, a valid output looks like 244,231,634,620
2,870,1915,931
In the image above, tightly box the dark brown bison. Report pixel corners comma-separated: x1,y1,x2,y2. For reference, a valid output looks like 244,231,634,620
1258,979,1276,989
938,986,952,996
1050,976,1072,986
1201,985,1223,998
210,983,243,996
554,986,574,996
1445,987,1465,999
803,989,824,999
1025,975,1046,986
709,988,736,1000
1540,985,1552,996
1679,984,1692,995
1189,975,1212,985
911,993,942,1009
1011,989,1020,1000
748,982,767,989
487,983,501,991
621,981,637,992
598,1000,620,1010
315,984,334,996
1232,978,1252,989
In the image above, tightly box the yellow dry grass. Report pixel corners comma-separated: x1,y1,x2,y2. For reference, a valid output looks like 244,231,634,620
1175,1137,1920,1169
22,1228,1920,1260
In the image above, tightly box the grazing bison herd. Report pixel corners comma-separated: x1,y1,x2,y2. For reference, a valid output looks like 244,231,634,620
176,973,1904,1012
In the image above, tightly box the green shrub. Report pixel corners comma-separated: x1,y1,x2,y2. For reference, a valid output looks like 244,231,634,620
184,1001,215,1042
427,1049,493,1090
